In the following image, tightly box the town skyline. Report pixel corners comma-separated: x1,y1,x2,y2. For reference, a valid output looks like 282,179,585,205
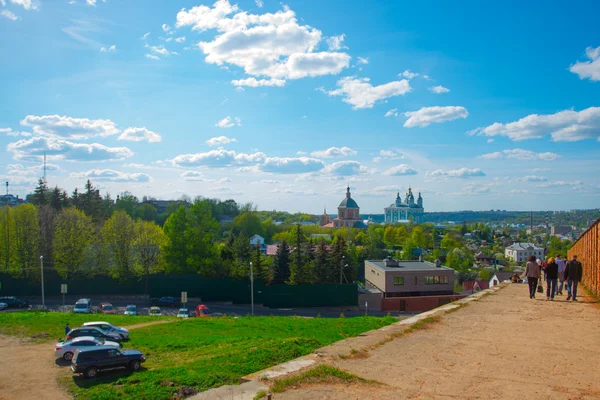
1,0,600,213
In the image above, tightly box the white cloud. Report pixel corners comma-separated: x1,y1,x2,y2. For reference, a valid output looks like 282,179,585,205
428,167,485,179
181,171,208,181
326,34,347,51
148,45,176,57
468,107,600,142
510,189,529,194
231,77,285,87
215,116,241,128
255,0,263,7
324,161,368,176
7,0,37,10
86,0,96,5
479,149,560,161
383,164,418,176
310,146,357,158
400,70,419,79
20,114,120,139
71,169,150,182
384,108,398,117
533,167,550,173
8,163,60,176
404,106,468,128
487,138,494,143
570,46,600,82
175,36,186,43
176,1,351,82
325,77,411,109
260,179,279,184
260,157,325,174
7,136,133,162
118,127,162,143
1,127,30,137
100,45,116,52
1,10,18,20
172,149,265,168
536,181,584,189
357,57,369,65
141,32,150,40
162,23,171,32
206,135,237,146
428,85,450,94
145,54,160,60
372,149,404,163
520,175,548,182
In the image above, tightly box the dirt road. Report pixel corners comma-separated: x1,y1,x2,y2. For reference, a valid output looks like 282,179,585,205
274,284,600,399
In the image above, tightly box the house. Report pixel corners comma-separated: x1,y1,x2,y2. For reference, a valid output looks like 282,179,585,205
0,194,26,207
505,243,545,263
475,252,495,265
266,244,279,256
249,235,266,253
489,272,516,287
551,225,572,237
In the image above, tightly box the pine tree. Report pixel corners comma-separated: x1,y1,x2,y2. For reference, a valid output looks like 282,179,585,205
273,240,291,284
313,240,329,283
49,186,63,211
71,188,81,209
289,225,306,284
251,243,270,282
32,178,49,206
329,236,348,284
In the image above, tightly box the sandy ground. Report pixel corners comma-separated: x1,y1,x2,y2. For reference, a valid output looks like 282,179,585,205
273,284,600,400
0,319,175,400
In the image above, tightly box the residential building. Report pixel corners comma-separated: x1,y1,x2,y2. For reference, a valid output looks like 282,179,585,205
489,272,516,287
249,234,266,252
384,188,424,224
505,243,545,263
0,194,26,207
551,225,572,237
475,252,495,265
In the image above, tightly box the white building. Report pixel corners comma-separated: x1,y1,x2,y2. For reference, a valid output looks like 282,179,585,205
384,188,424,224
505,243,544,263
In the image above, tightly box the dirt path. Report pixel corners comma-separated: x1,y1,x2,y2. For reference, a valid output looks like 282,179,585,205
273,284,600,399
0,336,71,400
122,318,176,331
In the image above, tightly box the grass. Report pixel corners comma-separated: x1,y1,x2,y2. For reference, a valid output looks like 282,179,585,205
0,311,172,341
370,315,442,350
445,302,469,314
42,315,395,400
339,348,370,360
267,365,379,395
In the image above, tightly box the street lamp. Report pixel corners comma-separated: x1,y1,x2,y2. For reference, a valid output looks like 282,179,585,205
40,255,45,309
249,261,254,316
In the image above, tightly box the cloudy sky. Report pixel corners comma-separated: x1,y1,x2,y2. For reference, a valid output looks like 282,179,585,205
1,0,599,213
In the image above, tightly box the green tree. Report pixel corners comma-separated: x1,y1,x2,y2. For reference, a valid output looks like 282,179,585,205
329,236,348,283
135,203,157,222
12,204,40,279
81,180,103,221
312,240,329,283
132,220,168,295
0,206,15,273
273,240,291,284
289,225,314,284
187,200,219,275
53,208,94,278
232,212,264,238
32,178,49,206
163,206,189,274
37,205,56,272
101,210,135,279
230,233,252,279
251,243,271,283
115,192,139,217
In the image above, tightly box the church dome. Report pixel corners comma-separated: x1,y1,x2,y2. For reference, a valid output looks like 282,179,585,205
339,197,359,209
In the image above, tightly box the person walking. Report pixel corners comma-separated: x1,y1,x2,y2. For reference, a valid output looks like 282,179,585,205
525,255,540,299
545,257,558,301
565,255,583,301
65,323,71,336
556,255,567,295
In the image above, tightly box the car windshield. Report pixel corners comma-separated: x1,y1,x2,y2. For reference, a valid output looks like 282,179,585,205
74,303,87,309
178,309,187,314
126,306,136,311
102,305,113,310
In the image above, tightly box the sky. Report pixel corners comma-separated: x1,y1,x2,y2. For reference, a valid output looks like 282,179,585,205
1,0,600,214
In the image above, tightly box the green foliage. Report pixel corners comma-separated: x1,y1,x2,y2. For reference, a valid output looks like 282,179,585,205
270,365,377,394
132,220,168,294
233,212,264,238
101,210,136,280
273,240,291,284
53,208,94,279
12,204,40,279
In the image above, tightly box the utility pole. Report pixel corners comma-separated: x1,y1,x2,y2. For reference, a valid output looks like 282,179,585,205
250,261,254,316
40,255,45,309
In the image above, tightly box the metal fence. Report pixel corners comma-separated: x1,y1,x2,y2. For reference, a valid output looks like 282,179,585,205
568,218,600,297
0,273,358,308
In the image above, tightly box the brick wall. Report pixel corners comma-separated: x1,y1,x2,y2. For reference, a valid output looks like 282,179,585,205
381,294,468,313
569,218,600,297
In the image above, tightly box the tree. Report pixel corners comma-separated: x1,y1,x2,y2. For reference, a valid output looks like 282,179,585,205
12,204,40,279
0,206,15,273
101,210,136,279
163,206,189,274
71,188,82,209
289,225,314,284
38,205,56,271
230,233,251,279
135,203,157,222
53,208,94,278
186,200,219,276
251,243,270,283
312,240,329,283
329,236,348,283
232,212,264,238
132,220,168,295
115,192,139,217
32,178,49,206
273,240,291,284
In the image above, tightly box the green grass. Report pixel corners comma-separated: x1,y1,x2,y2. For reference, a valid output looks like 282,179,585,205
444,302,469,314
268,365,379,394
0,311,171,341
53,315,395,400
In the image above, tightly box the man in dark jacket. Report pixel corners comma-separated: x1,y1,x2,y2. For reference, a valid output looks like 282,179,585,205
564,255,583,301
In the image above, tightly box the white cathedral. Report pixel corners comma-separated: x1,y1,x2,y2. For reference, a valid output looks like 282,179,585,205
384,187,424,224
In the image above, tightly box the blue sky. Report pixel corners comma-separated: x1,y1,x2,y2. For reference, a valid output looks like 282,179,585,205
1,0,599,213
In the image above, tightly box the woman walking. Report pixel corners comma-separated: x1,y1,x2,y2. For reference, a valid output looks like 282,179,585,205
545,257,558,300
525,255,540,299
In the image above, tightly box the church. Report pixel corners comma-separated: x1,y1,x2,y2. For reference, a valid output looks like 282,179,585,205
320,186,367,229
384,187,424,224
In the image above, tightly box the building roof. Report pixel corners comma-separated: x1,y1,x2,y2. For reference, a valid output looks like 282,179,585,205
339,197,359,209
490,272,515,282
366,259,454,272
505,242,544,251
249,234,264,241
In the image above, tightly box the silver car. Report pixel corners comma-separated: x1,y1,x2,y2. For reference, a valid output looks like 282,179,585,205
54,336,120,361
83,321,130,340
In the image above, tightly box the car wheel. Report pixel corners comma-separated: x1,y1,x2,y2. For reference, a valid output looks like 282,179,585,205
129,360,141,371
84,367,98,379
120,334,126,340
63,352,73,361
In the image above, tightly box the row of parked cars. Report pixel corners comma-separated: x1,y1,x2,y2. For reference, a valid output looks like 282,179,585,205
55,321,146,379
0,296,30,310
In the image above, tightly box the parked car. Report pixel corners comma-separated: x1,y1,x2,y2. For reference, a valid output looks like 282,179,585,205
55,336,120,361
0,302,7,310
124,305,137,316
98,302,115,314
195,304,213,317
66,326,122,342
0,296,30,309
73,299,92,314
149,306,162,316
177,308,190,318
83,322,130,340
71,347,146,379
150,296,180,308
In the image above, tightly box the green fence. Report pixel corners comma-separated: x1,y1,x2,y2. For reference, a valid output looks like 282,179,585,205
0,273,358,308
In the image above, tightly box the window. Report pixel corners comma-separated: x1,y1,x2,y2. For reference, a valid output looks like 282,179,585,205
434,276,439,284
393,276,404,285
108,349,121,357
425,276,450,285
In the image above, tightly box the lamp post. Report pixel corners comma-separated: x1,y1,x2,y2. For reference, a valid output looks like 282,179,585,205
250,261,254,316
40,255,45,309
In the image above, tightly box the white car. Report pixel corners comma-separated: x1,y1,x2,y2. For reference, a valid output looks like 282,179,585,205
0,302,7,310
124,305,137,316
54,336,120,361
83,321,130,340
177,308,190,318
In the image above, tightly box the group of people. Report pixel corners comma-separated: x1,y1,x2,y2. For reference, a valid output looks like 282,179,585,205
524,254,583,301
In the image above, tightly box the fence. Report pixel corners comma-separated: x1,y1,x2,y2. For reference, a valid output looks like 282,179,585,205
0,273,358,308
568,218,600,297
